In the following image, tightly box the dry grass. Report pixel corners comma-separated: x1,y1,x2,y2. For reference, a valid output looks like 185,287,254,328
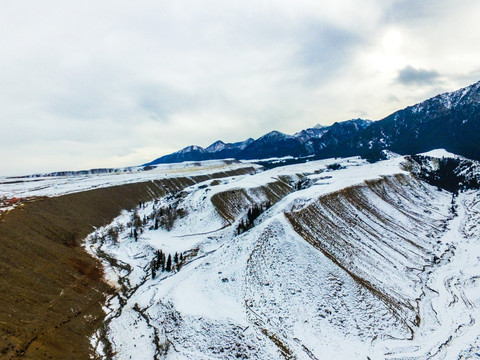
260,329,294,360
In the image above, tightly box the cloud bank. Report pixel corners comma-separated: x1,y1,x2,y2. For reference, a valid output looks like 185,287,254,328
1,0,480,175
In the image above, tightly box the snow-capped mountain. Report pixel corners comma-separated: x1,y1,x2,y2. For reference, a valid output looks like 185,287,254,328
236,130,308,159
144,120,373,165
205,139,254,153
148,145,209,164
145,80,480,165
339,80,480,161
146,139,255,165
293,126,329,144
232,119,373,160
204,138,255,160
309,118,372,153
205,140,228,153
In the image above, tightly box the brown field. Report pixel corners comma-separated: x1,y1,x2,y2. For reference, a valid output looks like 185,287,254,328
0,168,255,360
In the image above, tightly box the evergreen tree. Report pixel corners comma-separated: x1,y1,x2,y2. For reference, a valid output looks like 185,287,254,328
132,211,142,229
151,258,158,278
166,254,172,272
237,220,245,235
247,208,253,224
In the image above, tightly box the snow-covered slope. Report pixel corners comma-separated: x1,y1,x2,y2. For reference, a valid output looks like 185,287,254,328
369,190,480,359
83,154,480,359
0,160,259,199
413,80,480,111
419,148,463,159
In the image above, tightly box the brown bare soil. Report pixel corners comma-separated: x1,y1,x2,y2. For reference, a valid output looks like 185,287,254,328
0,167,255,360
210,180,294,223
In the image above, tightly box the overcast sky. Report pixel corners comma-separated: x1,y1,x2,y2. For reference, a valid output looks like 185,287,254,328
1,0,480,175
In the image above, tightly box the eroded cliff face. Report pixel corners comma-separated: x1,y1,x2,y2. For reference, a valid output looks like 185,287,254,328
210,176,300,223
285,174,453,329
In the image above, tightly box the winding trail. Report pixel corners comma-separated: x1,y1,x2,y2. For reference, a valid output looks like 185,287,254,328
369,192,480,359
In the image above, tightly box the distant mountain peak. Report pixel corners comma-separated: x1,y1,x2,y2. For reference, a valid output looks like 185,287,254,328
204,138,254,154
410,80,480,113
205,140,226,153
343,118,372,125
179,145,206,154
238,138,254,150
258,130,291,141
346,80,480,161
437,80,480,108
293,126,330,144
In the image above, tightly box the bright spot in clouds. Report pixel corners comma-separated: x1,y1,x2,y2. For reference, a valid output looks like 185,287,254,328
382,29,403,52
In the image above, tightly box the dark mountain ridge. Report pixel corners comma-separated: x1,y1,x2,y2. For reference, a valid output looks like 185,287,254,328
145,119,371,165
145,80,480,165
339,81,480,161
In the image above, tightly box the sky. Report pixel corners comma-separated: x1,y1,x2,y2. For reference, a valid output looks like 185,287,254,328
1,0,480,176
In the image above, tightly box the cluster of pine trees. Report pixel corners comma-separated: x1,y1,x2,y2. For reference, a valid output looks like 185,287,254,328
90,223,125,245
150,203,186,231
237,201,272,235
152,205,176,231
409,155,480,193
326,162,343,171
127,200,188,242
106,224,124,244
128,202,153,241
294,178,313,191
150,250,184,279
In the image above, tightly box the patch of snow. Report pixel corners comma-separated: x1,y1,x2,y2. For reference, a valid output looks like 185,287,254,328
419,149,463,159
178,145,206,154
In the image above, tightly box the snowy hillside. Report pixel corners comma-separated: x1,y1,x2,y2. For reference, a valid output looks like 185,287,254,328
83,154,480,359
0,160,259,199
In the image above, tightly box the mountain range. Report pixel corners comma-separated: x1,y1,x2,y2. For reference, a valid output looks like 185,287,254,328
145,80,480,165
